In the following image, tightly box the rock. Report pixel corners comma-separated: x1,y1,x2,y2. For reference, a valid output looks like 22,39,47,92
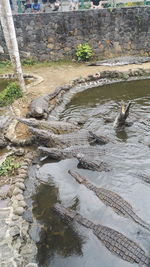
23,210,33,223
15,194,24,201
13,187,23,196
0,135,8,148
9,225,20,237
15,178,24,183
7,185,15,198
19,200,27,208
13,207,25,216
13,148,25,156
15,182,25,191
11,215,20,221
25,263,38,267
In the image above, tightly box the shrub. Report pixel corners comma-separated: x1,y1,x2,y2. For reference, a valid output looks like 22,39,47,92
0,82,23,107
76,43,93,62
0,156,21,176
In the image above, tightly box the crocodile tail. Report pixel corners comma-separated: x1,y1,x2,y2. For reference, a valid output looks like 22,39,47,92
131,213,150,232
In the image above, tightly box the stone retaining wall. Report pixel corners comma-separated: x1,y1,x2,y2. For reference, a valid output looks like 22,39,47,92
0,7,150,61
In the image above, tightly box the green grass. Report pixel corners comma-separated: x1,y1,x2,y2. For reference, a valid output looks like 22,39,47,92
0,82,23,107
0,156,21,176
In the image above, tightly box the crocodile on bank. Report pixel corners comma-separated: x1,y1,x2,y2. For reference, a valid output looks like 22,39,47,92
113,102,131,129
26,93,54,119
30,127,108,148
88,56,150,66
68,170,150,231
38,145,106,160
54,203,149,266
18,118,80,134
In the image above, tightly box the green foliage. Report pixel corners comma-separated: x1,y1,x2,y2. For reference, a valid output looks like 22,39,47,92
0,156,21,176
0,82,23,107
0,61,11,68
22,58,35,66
76,43,93,62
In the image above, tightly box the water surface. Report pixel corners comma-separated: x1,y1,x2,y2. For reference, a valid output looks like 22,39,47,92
27,79,150,267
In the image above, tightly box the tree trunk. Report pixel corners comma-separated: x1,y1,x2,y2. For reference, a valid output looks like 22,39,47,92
0,0,26,92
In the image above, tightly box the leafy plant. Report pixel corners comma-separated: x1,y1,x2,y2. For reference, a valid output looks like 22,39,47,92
0,82,23,107
0,156,21,176
76,43,93,62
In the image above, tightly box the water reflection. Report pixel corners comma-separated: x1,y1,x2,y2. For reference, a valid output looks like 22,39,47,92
32,182,85,266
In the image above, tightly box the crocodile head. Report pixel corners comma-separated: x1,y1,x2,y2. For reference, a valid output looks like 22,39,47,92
53,203,76,219
38,146,65,160
68,170,85,184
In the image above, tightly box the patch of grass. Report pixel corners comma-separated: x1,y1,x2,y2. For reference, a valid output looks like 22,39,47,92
0,156,21,176
0,82,23,107
0,61,12,74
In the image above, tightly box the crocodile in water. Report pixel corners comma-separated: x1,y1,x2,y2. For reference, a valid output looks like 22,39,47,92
113,102,131,128
18,118,80,134
30,127,107,148
68,170,150,231
54,203,149,266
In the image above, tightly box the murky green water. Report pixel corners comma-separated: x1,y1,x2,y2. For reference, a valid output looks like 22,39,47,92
26,79,150,267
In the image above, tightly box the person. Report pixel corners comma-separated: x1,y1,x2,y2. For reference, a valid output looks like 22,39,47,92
53,0,60,11
31,0,41,12
24,0,32,12
69,0,79,10
90,0,102,9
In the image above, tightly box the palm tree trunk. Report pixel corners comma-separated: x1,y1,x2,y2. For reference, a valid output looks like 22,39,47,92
0,0,26,92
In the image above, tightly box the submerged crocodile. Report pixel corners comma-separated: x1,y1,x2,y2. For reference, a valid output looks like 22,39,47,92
113,102,131,128
54,203,149,266
30,127,107,148
38,145,106,160
136,173,150,185
18,118,80,134
68,170,150,231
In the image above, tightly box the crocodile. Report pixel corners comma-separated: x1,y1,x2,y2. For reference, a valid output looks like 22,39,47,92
136,173,150,185
30,127,107,148
76,154,110,172
38,145,105,160
18,118,80,134
68,170,150,231
88,56,150,66
54,203,149,266
113,102,131,128
26,84,71,119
